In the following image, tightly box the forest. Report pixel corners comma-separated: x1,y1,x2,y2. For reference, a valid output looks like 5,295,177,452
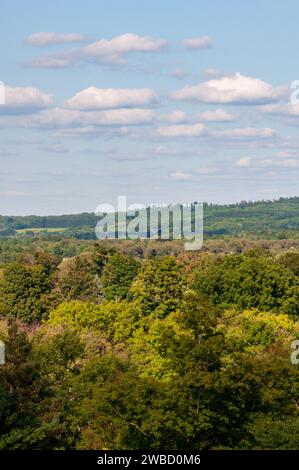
1,197,299,240
0,199,299,450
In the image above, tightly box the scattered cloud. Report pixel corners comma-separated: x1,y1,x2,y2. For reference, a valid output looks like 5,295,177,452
262,158,299,168
280,159,299,167
235,156,252,167
183,36,213,50
28,33,168,68
197,108,237,122
260,102,299,119
0,107,155,130
202,68,225,78
157,123,205,137
274,150,299,158
153,145,173,155
158,110,187,123
212,127,276,139
65,87,158,110
172,73,287,105
0,85,53,114
195,167,217,174
170,170,192,180
29,57,74,68
169,68,187,80
0,190,28,197
25,32,90,47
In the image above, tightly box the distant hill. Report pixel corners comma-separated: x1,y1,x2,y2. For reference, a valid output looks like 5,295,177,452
0,197,298,240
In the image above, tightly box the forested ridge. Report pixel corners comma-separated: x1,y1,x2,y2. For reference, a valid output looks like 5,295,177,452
0,231,299,449
1,197,298,240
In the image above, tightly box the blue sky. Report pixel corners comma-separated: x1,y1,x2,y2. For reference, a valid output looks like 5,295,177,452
0,0,299,214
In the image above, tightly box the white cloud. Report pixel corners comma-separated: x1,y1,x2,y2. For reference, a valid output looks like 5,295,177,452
53,126,101,138
261,158,299,168
235,156,252,167
65,87,158,110
25,32,90,47
157,123,205,137
197,108,237,122
0,107,155,129
84,108,155,126
158,110,187,123
172,73,286,105
0,85,53,114
29,33,168,68
260,102,299,116
84,33,167,62
30,57,73,68
170,170,192,181
183,36,213,49
213,127,275,139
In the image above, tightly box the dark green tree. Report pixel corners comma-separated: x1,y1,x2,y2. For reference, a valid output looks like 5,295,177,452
0,263,51,322
130,256,185,317
101,252,140,300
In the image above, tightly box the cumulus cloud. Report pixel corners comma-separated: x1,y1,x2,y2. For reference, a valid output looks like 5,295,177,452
29,33,168,68
84,33,167,62
183,36,213,49
172,73,287,105
235,156,252,167
0,85,53,114
197,108,237,122
157,123,205,137
158,110,187,123
65,87,158,110
25,32,90,47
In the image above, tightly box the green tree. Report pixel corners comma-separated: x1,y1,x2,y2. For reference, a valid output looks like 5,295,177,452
130,256,185,317
278,252,299,277
47,299,142,343
0,263,51,322
193,254,299,315
101,252,140,300
55,256,101,303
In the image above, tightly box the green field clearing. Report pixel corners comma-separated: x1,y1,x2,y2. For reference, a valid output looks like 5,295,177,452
16,227,69,233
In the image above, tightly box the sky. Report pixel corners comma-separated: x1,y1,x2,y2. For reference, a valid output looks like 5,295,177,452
0,0,299,215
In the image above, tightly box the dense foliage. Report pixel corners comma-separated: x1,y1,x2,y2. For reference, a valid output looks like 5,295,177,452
0,236,298,450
